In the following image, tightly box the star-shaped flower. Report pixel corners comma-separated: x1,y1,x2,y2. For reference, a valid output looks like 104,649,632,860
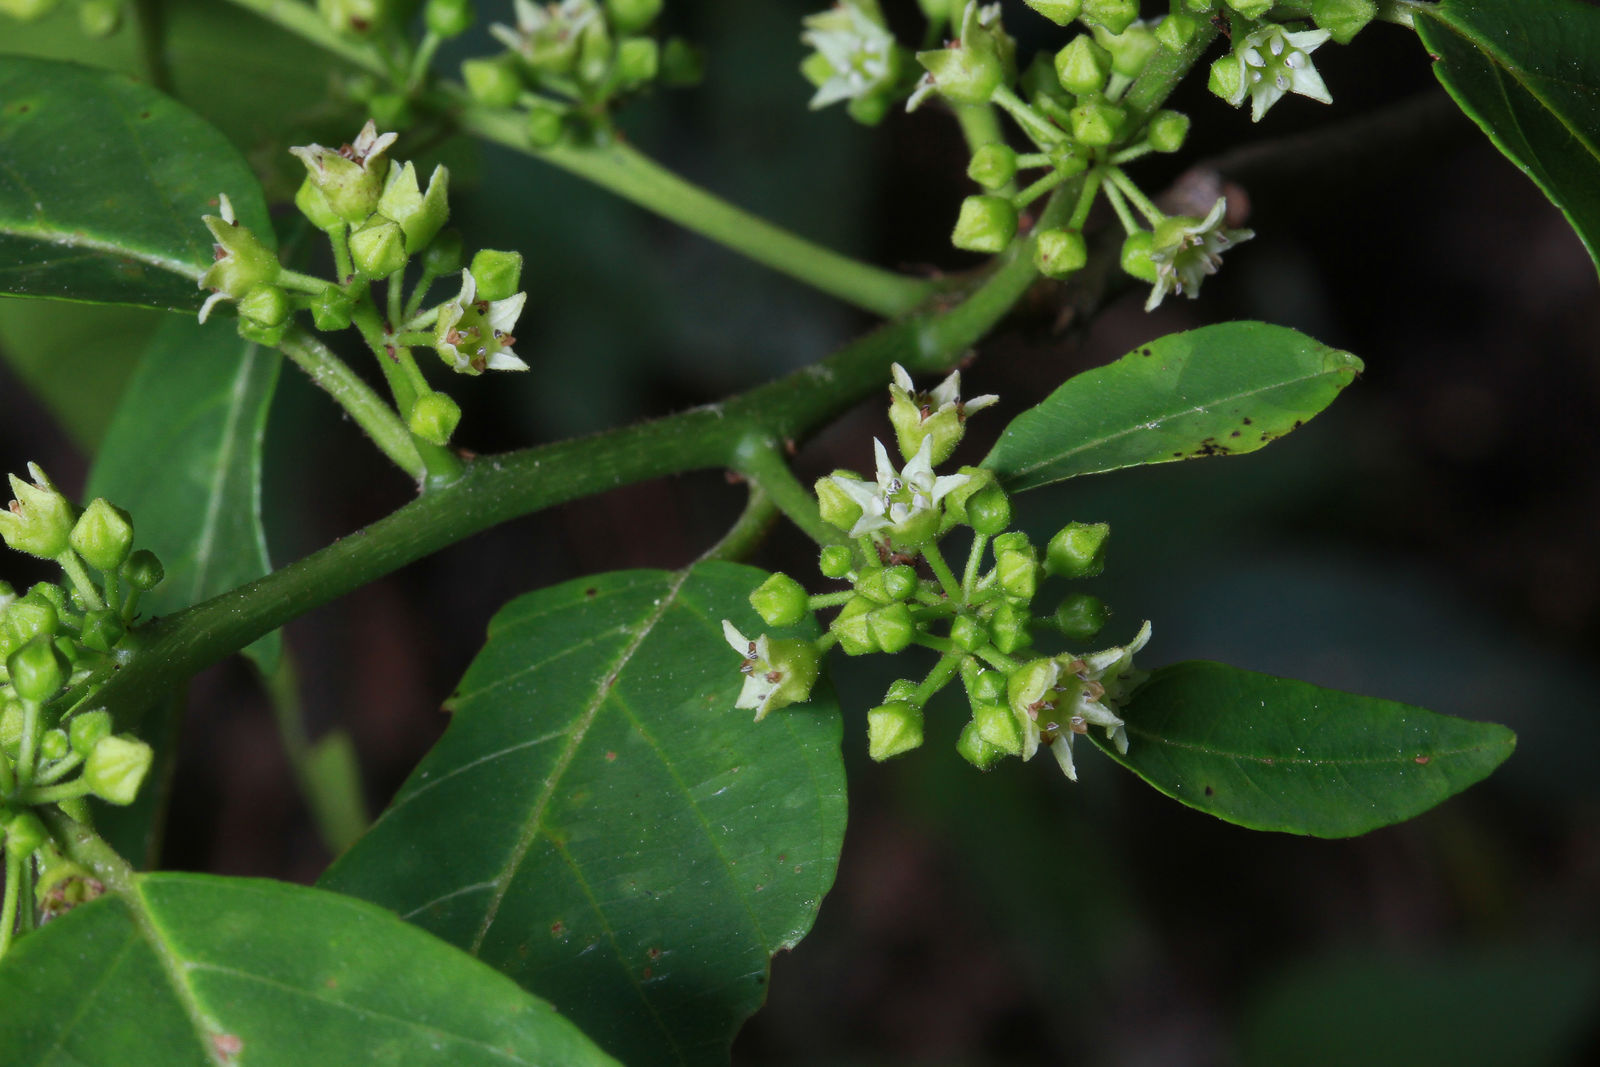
1047,620,1152,780
1231,24,1332,123
827,436,970,542
1144,198,1254,311
198,193,281,324
490,0,601,71
289,121,398,224
433,269,529,374
801,2,899,110
888,362,998,464
721,621,820,722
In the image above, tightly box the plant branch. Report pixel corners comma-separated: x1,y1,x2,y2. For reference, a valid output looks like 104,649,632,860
278,328,425,482
697,485,778,565
220,0,389,75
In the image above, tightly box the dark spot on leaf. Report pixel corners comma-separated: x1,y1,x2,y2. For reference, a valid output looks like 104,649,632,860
1414,755,1430,765
756,974,767,985
324,977,337,989
754,884,765,892
1204,785,1215,796
1292,420,1303,430
1262,758,1274,765
1140,347,1152,356
16,104,29,114
1241,417,1252,425
1230,430,1241,438
777,853,786,863
642,967,652,980
139,110,150,119
550,920,564,936
648,946,661,960
585,587,597,597
1172,451,1185,458
605,750,617,762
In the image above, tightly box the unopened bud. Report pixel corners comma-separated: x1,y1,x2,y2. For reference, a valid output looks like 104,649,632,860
527,102,566,147
951,195,1018,254
312,286,355,331
950,614,987,653
1120,230,1158,283
349,216,408,278
868,602,916,655
8,635,67,703
987,600,1030,654
1054,35,1109,96
867,701,924,761
1224,0,1274,19
818,544,854,580
462,55,523,108
816,472,865,533
69,498,133,573
915,44,1005,107
1055,592,1109,641
660,37,704,87
1069,99,1125,146
967,144,1018,191
425,0,473,38
408,392,461,447
469,249,522,301
40,727,69,761
77,0,120,37
1311,0,1375,44
78,610,126,655
1045,521,1109,578
614,36,659,89
607,0,662,35
973,701,1023,755
1081,0,1138,34
1155,13,1198,51
69,710,113,757
830,595,878,656
956,719,1005,770
238,284,291,328
84,734,154,806
1024,0,1081,26
123,549,165,592
5,811,47,861
1093,19,1158,78
750,572,809,627
1146,110,1190,153
1034,228,1087,280
0,464,75,559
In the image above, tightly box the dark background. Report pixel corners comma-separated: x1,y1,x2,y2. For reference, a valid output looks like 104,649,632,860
2,2,1597,1063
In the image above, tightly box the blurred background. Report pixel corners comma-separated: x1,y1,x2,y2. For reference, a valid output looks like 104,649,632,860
2,1,1597,1063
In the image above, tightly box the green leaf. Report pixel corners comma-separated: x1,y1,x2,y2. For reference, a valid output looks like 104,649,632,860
321,561,846,1067
1094,661,1515,837
87,315,279,661
1417,0,1600,277
0,55,272,310
0,873,619,1066
981,323,1362,491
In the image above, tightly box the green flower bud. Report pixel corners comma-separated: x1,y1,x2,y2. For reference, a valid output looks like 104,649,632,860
816,472,866,533
966,484,1012,536
868,602,916,655
1082,0,1137,34
312,286,355,331
123,549,164,592
830,595,879,656
527,101,567,147
295,175,343,231
408,391,461,447
69,710,113,757
367,92,413,130
995,541,1040,602
78,0,120,37
956,720,1005,770
844,91,892,127
988,600,1031,655
882,564,918,602
239,283,292,329
40,727,69,761
967,144,1018,191
1184,0,1215,10
1093,20,1158,78
1008,657,1060,720
1045,521,1109,578
1024,0,1081,26
422,230,464,278
1146,109,1190,153
751,572,809,627
0,701,21,760
660,36,704,87
962,661,1007,705
1069,99,1125,147
1224,0,1274,19
940,466,997,531
79,609,126,654
5,811,47,861
1208,53,1244,105
69,498,133,573
0,463,75,559
462,55,523,108
469,249,523,302
1034,227,1087,280
1155,13,1198,50
8,635,67,702
1312,0,1376,44
377,162,450,253
951,195,1018,254
0,0,61,20
818,544,855,580
2,597,57,655
973,701,1023,755
606,0,661,35
1054,35,1109,96
84,734,154,806
1120,230,1158,283
1055,592,1109,641
867,701,924,761
614,36,659,89
949,614,987,652
425,0,473,38
289,122,396,226
1046,141,1092,179
350,216,409,279
915,44,1005,107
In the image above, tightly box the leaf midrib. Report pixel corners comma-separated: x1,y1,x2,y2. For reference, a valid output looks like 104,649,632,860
1124,723,1511,768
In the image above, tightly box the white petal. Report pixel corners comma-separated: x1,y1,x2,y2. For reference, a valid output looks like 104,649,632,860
197,291,228,324
1049,734,1079,781
217,193,235,225
900,435,936,488
486,348,530,372
962,393,999,414
1285,29,1332,54
928,471,970,506
871,438,898,488
1290,65,1333,105
891,363,915,393
486,291,526,333
721,619,751,655
928,370,962,410
456,269,477,305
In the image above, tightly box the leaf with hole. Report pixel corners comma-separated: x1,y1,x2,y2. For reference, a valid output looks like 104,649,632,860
321,561,847,1067
982,322,1361,491
0,873,618,1066
1093,661,1515,837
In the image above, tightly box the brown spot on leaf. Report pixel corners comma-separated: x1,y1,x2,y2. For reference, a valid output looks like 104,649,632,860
605,750,617,762
551,920,565,936
585,587,597,597
1414,755,1431,765
1204,785,1215,796
648,947,662,960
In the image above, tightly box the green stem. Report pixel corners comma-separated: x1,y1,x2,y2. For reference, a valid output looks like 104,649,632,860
0,747,13,796
1122,23,1220,132
975,645,1021,673
131,0,173,94
329,227,354,286
913,652,965,707
920,543,963,604
1106,167,1165,225
962,532,990,598
349,305,460,485
55,552,106,612
990,86,1066,149
260,650,368,855
81,197,1067,729
21,779,92,805
220,0,389,75
278,328,424,482
1100,177,1141,235
39,809,134,893
1068,169,1104,231
1011,168,1068,213
386,267,405,328
15,699,40,792
457,107,939,319
407,29,443,91
953,103,1006,157
0,851,19,959
697,485,777,564
807,591,857,609
32,751,82,787
278,268,334,295
733,437,845,547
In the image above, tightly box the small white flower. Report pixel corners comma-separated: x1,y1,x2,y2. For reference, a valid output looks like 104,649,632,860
288,120,397,181
433,270,529,374
827,436,970,540
490,0,601,60
1232,24,1333,123
889,363,999,421
1144,198,1254,311
1049,620,1152,780
720,621,819,722
801,2,899,110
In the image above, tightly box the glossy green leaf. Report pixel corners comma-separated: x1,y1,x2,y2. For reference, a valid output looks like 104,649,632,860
322,561,846,1067
1094,661,1515,837
88,315,280,664
981,323,1362,491
1417,0,1600,276
0,873,618,1066
0,55,272,310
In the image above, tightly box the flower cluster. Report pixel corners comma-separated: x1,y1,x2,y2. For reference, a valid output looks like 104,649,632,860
722,367,1152,781
1,465,164,939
